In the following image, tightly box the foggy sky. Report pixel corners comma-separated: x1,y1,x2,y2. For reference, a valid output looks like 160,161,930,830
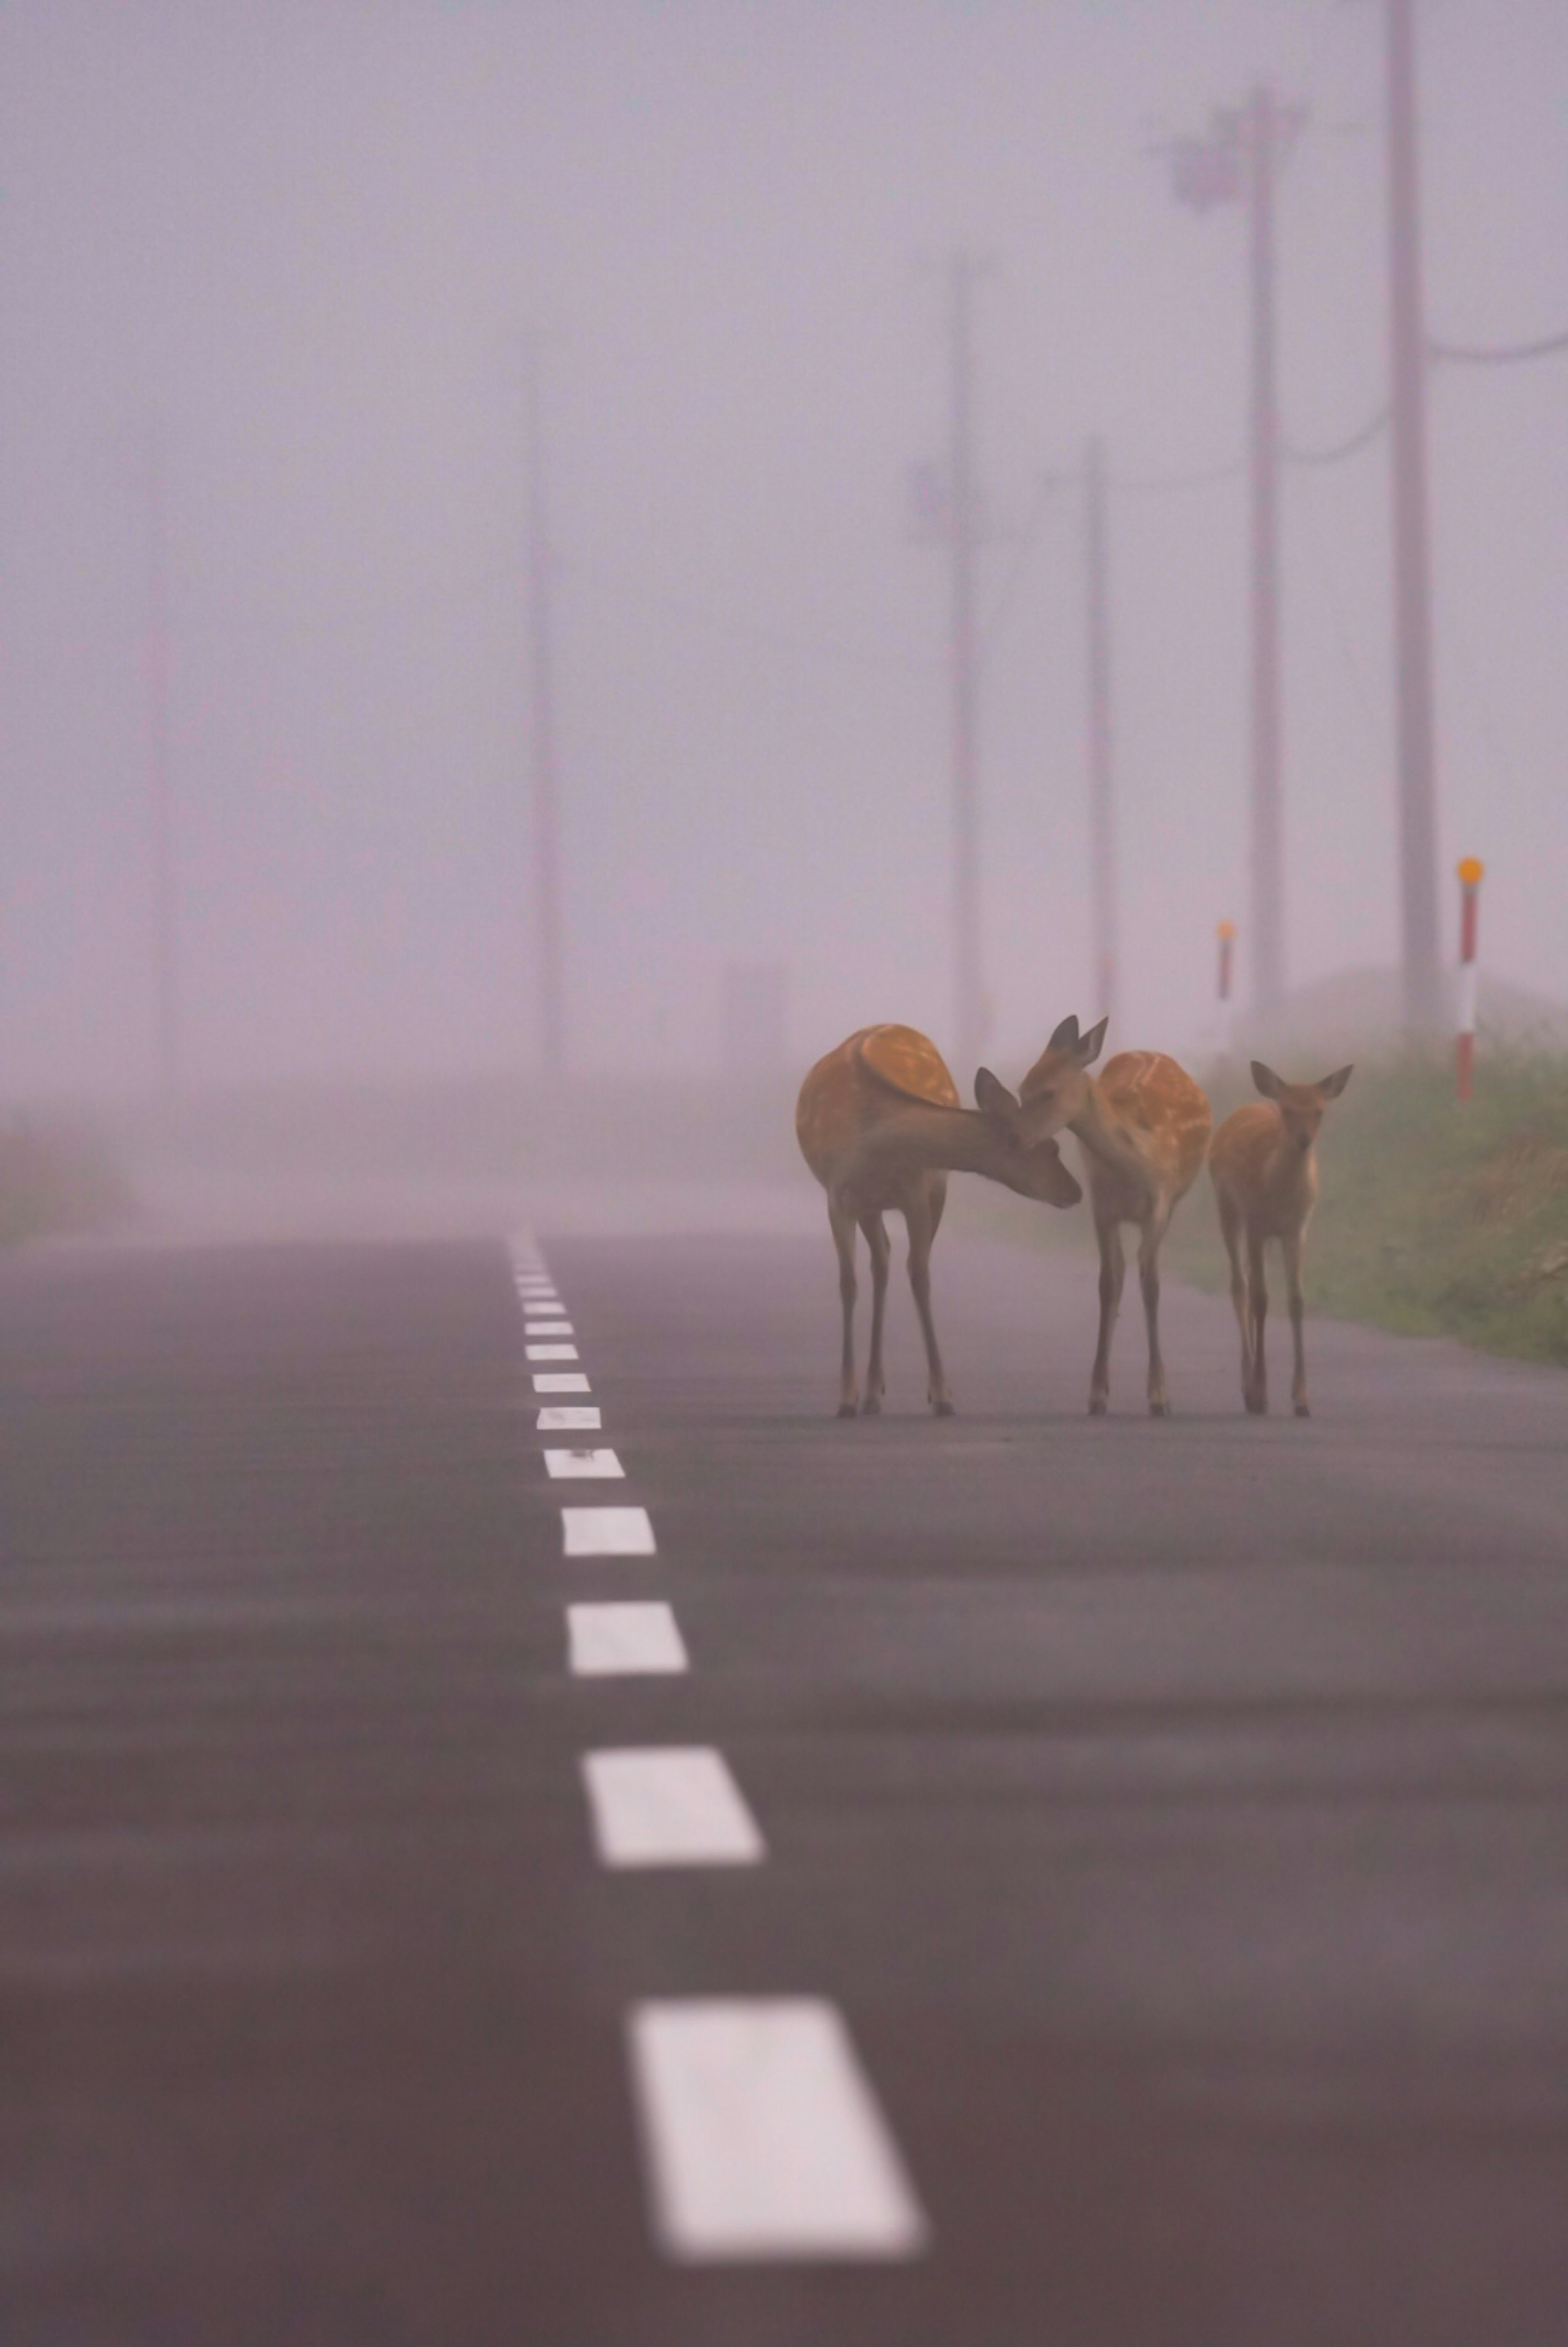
3,0,1566,1091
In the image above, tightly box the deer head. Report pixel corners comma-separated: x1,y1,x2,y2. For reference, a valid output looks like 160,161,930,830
1251,1061,1354,1153
973,1013,1111,1149
1004,1135,1084,1207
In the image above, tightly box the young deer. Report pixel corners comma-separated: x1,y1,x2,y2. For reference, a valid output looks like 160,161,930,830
976,1015,1212,1416
796,1023,1082,1417
1209,1060,1353,1417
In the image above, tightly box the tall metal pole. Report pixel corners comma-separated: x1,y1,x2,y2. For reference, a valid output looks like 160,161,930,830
526,338,565,1082
1083,436,1117,1024
948,251,985,1077
145,426,178,1093
1387,0,1443,1031
1245,85,1286,1017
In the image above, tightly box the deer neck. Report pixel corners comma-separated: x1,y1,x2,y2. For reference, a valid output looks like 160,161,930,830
885,1102,1034,1188
1067,1078,1147,1183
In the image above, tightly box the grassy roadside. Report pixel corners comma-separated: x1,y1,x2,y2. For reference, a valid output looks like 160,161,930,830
955,1046,1568,1371
0,1120,131,1245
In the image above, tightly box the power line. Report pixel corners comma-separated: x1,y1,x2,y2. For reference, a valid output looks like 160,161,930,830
1283,404,1391,468
1430,325,1568,367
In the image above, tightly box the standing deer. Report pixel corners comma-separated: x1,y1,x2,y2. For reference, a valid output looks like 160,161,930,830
975,1015,1212,1416
796,1024,1082,1418
1209,1061,1353,1416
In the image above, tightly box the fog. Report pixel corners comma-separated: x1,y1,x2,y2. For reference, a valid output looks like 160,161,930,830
4,0,1566,1101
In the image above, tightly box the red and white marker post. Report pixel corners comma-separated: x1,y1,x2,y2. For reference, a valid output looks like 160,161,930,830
1215,919,1237,1053
1455,857,1483,1101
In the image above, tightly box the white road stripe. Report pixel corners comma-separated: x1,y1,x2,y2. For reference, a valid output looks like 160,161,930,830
626,2000,929,2262
524,1319,575,1336
582,1748,763,1867
544,1447,625,1480
563,1505,655,1555
534,1372,591,1394
568,1602,688,1676
527,1343,580,1361
537,1406,601,1430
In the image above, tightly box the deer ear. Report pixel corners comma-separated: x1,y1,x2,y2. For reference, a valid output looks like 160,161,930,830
1076,1015,1110,1067
1252,1060,1283,1100
974,1066,1021,1122
1046,1015,1080,1052
1318,1064,1353,1100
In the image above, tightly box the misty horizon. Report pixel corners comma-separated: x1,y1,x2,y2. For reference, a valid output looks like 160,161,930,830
4,0,1565,1095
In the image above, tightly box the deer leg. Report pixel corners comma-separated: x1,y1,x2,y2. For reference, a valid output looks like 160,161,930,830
904,1185,953,1417
1088,1215,1125,1415
860,1211,891,1415
1218,1191,1252,1406
1139,1210,1173,1417
1283,1227,1310,1417
1245,1232,1269,1414
829,1197,859,1418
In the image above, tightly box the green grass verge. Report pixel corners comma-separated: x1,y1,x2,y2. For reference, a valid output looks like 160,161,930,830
958,1046,1568,1370
0,1121,131,1245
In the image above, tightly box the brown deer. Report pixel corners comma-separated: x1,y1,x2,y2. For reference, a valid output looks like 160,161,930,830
976,1016,1212,1416
796,1024,1082,1417
1209,1061,1353,1417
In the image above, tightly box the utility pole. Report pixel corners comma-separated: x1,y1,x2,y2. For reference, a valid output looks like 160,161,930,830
1160,87,1301,1018
947,249,987,1078
1386,0,1443,1031
1083,436,1117,1024
526,336,565,1083
144,426,178,1093
1244,85,1285,1019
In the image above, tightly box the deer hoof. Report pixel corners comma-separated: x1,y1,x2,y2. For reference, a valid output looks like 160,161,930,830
1294,1400,1311,1419
932,1397,956,1418
860,1393,882,1417
1088,1395,1108,1417
1149,1399,1170,1418
1245,1392,1267,1416
836,1400,858,1420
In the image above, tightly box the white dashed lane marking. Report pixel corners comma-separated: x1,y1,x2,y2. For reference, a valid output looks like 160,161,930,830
582,1748,764,1867
533,1372,591,1394
568,1602,689,1676
626,1999,929,2263
562,1506,655,1556
538,1406,601,1430
524,1320,575,1336
527,1343,580,1361
544,1448,625,1480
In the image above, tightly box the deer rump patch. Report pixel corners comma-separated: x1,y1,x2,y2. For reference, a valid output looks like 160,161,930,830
856,1025,962,1111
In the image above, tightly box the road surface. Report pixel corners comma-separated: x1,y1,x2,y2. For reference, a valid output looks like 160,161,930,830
4,1200,1568,2342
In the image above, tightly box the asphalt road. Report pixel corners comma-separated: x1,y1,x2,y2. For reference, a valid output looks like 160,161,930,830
5,1202,1568,2343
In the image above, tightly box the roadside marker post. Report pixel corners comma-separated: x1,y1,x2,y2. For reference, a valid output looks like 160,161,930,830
1216,919,1237,1057
1456,858,1483,1101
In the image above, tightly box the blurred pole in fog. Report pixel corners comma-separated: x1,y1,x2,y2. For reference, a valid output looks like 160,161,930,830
1243,85,1286,1022
1083,437,1117,1028
526,335,565,1082
947,251,987,1078
1386,0,1444,1032
144,425,179,1094
1160,91,1301,1021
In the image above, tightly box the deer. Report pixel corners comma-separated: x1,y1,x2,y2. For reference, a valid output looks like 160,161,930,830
975,1015,1212,1416
1209,1061,1353,1417
796,1023,1082,1418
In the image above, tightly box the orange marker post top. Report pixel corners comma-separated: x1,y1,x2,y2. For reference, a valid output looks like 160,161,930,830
1215,919,1237,941
1456,857,1484,888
